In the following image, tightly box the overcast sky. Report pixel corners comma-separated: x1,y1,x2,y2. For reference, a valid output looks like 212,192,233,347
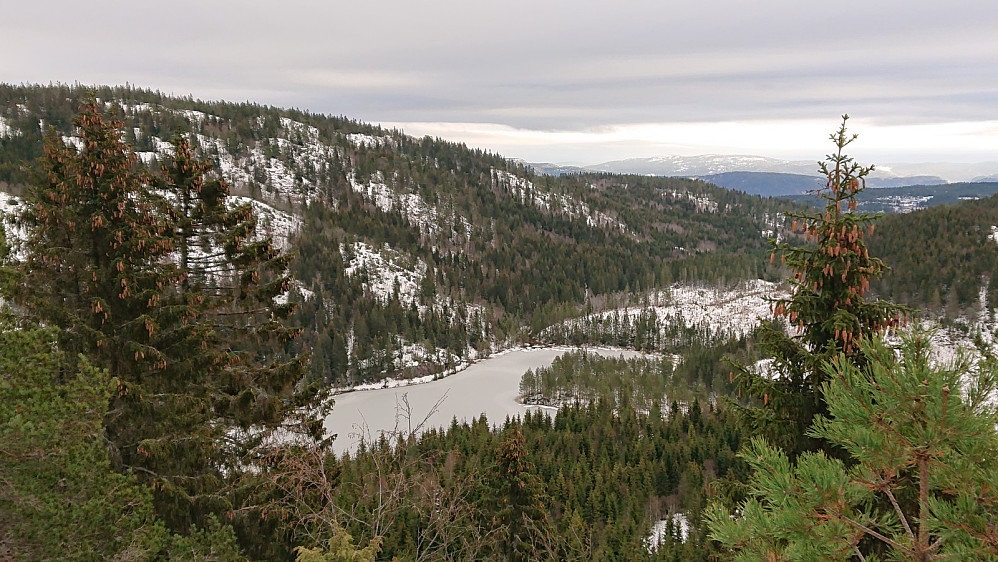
4,0,998,164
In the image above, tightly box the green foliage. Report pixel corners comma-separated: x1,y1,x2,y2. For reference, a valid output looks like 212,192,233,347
733,116,908,457
0,322,241,560
484,428,552,561
293,521,382,562
708,333,998,560
328,401,742,560
868,194,998,317
0,83,799,386
7,100,328,555
520,344,754,411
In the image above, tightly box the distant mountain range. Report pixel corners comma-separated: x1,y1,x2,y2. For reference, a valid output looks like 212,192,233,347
783,181,998,214
526,155,998,195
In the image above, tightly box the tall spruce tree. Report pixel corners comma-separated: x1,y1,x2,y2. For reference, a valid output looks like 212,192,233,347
733,116,908,457
11,102,328,544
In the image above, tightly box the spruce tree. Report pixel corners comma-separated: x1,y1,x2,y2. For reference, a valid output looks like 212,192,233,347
484,427,552,561
732,116,908,457
11,102,328,545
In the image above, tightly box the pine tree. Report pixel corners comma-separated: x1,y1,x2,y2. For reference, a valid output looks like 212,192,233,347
708,333,998,561
0,320,241,560
732,116,908,457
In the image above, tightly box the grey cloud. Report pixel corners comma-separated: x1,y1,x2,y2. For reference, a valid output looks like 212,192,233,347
3,0,998,139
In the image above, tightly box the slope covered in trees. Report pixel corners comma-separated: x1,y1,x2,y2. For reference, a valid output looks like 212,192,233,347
0,83,797,385
868,194,998,317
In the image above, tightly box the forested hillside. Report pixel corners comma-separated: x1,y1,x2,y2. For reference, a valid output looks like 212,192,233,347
0,84,795,385
5,88,998,560
869,193,998,317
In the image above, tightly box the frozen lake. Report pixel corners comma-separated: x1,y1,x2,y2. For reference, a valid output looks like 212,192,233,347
325,347,644,455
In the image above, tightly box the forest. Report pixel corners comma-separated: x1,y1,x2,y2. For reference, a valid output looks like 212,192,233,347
2,87,998,560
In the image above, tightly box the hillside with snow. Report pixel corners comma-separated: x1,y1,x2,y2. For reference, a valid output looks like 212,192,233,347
4,84,992,388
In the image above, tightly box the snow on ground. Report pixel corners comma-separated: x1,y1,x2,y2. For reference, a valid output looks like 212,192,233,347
342,241,426,305
137,135,175,165
275,279,316,306
118,102,155,114
349,172,443,236
492,169,632,233
867,195,934,213
761,212,785,241
228,195,300,250
667,189,718,213
646,513,690,551
577,280,787,341
652,280,785,338
0,193,25,258
0,115,17,138
345,132,394,148
61,135,84,151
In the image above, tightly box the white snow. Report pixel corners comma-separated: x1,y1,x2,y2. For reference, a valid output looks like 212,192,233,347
871,195,934,213
228,195,301,250
342,241,426,305
761,212,785,241
646,513,690,551
62,135,85,151
349,172,443,236
346,133,393,148
491,169,632,233
0,193,24,258
566,280,787,342
666,189,718,213
0,115,18,138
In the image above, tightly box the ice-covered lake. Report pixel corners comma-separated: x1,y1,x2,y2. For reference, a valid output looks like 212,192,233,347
324,347,644,455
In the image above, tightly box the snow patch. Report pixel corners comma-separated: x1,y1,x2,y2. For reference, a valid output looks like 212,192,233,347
342,241,426,305
585,280,786,341
349,172,443,236
346,133,393,148
228,195,300,250
646,513,690,551
62,135,84,151
0,115,19,138
492,169,631,233
666,189,718,213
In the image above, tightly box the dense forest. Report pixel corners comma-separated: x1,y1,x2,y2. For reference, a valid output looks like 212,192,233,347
4,88,998,560
0,84,796,387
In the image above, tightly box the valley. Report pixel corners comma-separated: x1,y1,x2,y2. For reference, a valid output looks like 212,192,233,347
4,85,998,560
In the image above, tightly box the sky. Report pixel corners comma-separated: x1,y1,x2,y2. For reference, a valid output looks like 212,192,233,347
4,0,998,166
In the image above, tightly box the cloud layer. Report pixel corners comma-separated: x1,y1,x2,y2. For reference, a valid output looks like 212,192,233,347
4,0,997,162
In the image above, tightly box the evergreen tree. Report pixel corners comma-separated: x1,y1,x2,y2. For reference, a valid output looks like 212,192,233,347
0,321,240,560
732,116,908,457
485,427,552,561
708,333,998,561
9,102,328,547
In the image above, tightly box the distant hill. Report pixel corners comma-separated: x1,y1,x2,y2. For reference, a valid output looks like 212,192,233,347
696,171,825,196
866,175,946,188
869,193,998,316
783,182,998,213
522,161,588,176
539,155,992,185
0,83,800,385
586,154,819,177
